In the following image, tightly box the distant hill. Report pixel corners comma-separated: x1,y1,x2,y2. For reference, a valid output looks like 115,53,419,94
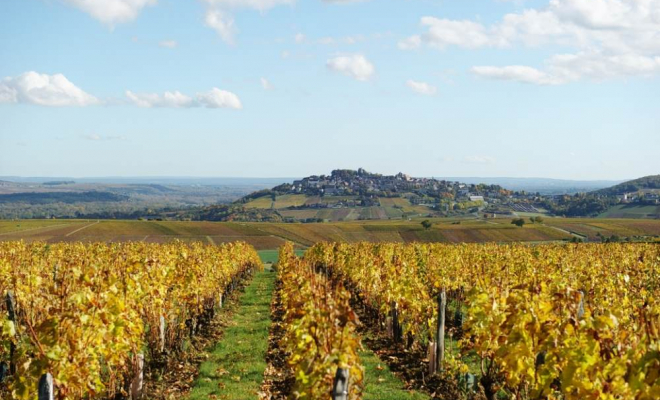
538,175,660,219
595,175,660,196
442,177,625,195
0,191,127,204
186,169,516,222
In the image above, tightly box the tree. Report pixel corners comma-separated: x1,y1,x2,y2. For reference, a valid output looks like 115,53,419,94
534,216,544,223
421,220,433,230
511,218,525,227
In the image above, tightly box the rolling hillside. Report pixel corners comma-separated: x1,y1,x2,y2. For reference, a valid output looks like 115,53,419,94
595,175,660,196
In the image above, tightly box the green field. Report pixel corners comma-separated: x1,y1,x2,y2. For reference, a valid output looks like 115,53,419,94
599,204,660,219
243,193,435,221
244,194,309,210
2,217,659,249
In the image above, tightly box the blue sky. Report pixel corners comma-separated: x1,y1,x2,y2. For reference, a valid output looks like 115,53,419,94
0,0,658,180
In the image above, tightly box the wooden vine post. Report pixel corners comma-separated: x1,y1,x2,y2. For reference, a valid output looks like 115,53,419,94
436,289,446,373
577,290,585,320
159,315,166,353
130,353,144,399
38,373,54,400
390,301,403,343
332,368,349,400
427,341,437,375
6,291,16,376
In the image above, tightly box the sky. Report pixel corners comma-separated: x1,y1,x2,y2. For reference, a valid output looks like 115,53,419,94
0,0,658,180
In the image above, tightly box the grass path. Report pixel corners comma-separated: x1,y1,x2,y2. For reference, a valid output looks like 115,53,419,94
187,252,429,400
361,344,430,400
187,268,274,400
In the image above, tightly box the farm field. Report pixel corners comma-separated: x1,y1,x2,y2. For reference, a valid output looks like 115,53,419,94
299,241,660,400
542,217,660,240
244,194,308,209
2,217,660,248
598,204,660,219
243,193,436,221
0,240,436,400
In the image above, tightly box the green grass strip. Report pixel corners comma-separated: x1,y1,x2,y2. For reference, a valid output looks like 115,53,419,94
187,269,274,400
257,249,306,264
361,347,430,400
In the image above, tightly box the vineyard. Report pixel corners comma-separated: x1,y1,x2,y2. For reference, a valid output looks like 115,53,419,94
302,242,660,400
1,240,660,400
0,241,261,399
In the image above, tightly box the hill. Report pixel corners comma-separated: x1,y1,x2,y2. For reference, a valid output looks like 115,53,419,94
190,169,515,222
441,177,624,195
595,175,660,196
538,175,660,218
0,180,272,219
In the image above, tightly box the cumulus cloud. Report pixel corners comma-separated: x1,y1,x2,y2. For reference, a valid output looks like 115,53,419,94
473,52,660,84
62,0,156,26
294,33,306,43
126,90,195,108
201,0,294,44
159,40,177,48
402,0,660,83
406,80,437,95
0,71,99,107
326,54,375,81
419,17,498,49
201,0,366,44
197,88,243,109
471,65,564,85
261,77,274,90
126,88,242,109
205,9,237,45
398,35,422,50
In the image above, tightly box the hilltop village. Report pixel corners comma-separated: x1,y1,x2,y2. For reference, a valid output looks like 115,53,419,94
281,169,511,203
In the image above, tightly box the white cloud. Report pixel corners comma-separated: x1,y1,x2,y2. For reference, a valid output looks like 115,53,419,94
471,65,564,85
126,88,242,109
419,17,499,49
205,9,237,45
126,90,194,108
84,134,102,141
201,0,294,44
295,33,306,44
398,35,422,50
159,40,177,48
326,54,375,81
0,71,99,107
473,51,660,84
62,0,156,26
406,80,437,95
317,35,365,45
403,0,660,83
196,88,243,109
261,77,274,90
548,51,660,80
